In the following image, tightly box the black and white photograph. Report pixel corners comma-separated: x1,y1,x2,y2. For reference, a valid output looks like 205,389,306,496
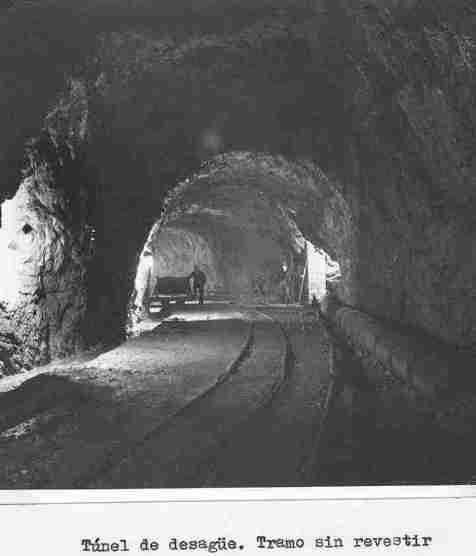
0,0,475,491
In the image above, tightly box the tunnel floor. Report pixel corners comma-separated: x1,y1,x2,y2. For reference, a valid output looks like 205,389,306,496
0,303,471,488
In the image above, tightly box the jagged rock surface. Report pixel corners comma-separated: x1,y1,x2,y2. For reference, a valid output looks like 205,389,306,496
1,0,476,369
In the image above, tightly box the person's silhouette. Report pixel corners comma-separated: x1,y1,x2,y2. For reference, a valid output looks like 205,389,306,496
190,265,207,305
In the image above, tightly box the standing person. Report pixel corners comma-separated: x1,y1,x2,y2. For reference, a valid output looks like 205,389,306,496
278,261,291,305
190,264,207,305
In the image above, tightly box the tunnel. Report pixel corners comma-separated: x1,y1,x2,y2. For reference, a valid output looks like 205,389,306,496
0,0,476,487
130,151,346,325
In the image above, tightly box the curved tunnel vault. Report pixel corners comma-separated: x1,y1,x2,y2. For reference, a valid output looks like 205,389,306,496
131,151,350,326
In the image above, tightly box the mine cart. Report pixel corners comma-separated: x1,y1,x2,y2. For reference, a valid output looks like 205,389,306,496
148,276,194,312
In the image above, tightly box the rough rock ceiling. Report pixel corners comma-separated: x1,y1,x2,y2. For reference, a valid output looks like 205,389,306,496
148,151,353,299
162,152,330,224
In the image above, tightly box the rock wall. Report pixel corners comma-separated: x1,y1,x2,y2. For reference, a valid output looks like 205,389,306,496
151,227,222,293
0,305,22,376
313,1,476,349
0,151,89,368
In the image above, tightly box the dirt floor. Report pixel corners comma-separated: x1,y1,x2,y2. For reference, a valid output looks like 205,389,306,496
207,308,331,487
89,306,333,488
0,303,333,489
0,311,252,488
92,319,289,488
0,302,472,488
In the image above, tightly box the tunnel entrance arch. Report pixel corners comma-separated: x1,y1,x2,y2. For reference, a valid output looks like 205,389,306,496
128,151,352,335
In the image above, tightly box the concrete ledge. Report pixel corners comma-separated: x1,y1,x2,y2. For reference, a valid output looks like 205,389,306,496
326,305,467,400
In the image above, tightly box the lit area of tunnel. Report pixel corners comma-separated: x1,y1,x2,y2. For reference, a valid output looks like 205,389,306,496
0,190,51,310
305,240,341,305
128,152,347,334
155,151,353,304
149,227,223,296
0,156,91,370
0,198,23,307
131,224,225,323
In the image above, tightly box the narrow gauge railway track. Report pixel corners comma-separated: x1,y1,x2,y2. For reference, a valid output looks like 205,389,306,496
201,315,296,487
0,308,333,489
204,309,331,488
90,315,289,488
0,318,253,489
76,321,257,488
